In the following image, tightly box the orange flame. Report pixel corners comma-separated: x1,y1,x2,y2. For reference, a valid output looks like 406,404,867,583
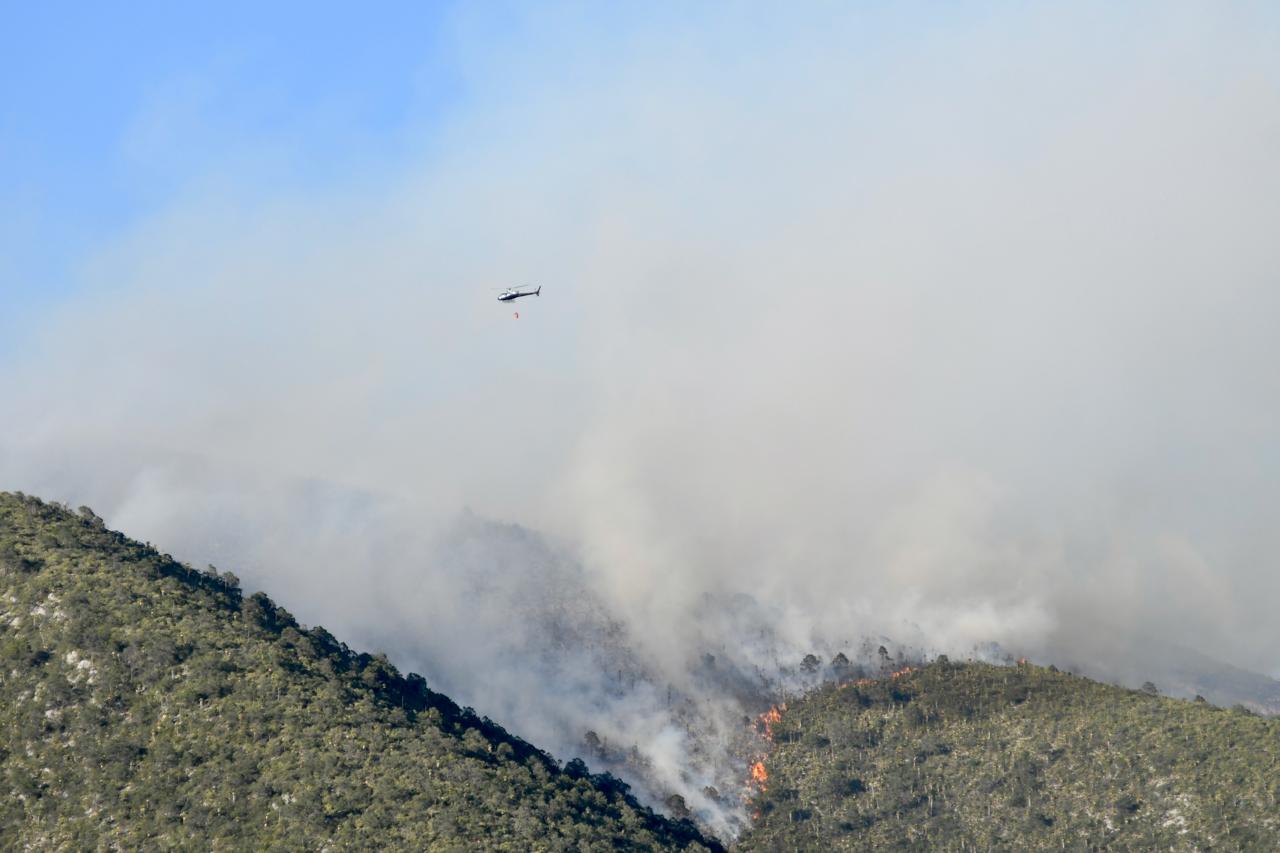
745,705,784,804
838,665,916,690
756,704,785,741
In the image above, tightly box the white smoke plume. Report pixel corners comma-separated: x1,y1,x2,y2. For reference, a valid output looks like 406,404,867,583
4,1,1280,834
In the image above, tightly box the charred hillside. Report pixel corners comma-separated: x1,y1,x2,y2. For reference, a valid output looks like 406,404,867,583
735,659,1280,851
0,492,719,851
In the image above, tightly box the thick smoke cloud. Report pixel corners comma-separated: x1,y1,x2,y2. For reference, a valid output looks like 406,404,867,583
4,1,1280,832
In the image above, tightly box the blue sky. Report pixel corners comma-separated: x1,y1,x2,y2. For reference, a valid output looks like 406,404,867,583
2,1,469,334
4,1,1277,312
0,1,988,309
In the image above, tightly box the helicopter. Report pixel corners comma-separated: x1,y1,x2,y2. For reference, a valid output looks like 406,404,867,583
497,285,541,302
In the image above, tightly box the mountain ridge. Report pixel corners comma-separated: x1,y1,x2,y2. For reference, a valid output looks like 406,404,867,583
0,491,720,851
6,488,1279,850
737,657,1280,850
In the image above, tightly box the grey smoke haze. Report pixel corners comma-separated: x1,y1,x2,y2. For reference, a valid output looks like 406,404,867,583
3,1,1280,831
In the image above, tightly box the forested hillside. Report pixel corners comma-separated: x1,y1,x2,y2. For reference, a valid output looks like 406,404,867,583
736,659,1280,851
7,489,1278,852
0,492,718,851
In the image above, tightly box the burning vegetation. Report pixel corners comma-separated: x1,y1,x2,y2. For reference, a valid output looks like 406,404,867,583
745,704,786,796
756,704,784,741
743,660,931,823
837,665,916,692
735,659,1280,851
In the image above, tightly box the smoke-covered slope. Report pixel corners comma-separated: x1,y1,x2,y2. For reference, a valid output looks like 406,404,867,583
736,660,1280,851
0,492,719,851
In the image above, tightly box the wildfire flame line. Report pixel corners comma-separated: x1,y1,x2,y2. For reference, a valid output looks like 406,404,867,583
744,667,925,821
838,665,916,690
745,704,786,801
757,704,783,741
